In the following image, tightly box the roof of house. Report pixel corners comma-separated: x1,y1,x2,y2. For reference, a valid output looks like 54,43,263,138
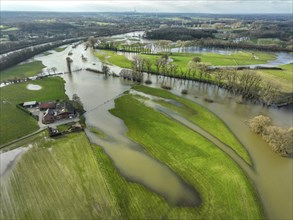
39,102,56,109
56,102,75,115
44,108,55,116
23,101,37,106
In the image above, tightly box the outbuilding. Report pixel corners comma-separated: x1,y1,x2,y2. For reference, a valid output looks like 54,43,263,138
23,101,37,108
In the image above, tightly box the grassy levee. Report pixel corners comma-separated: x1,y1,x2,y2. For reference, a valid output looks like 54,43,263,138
0,77,68,145
133,85,252,166
109,94,263,219
0,61,45,82
0,132,120,219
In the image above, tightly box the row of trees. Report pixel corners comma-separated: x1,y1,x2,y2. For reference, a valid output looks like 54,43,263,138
0,38,81,71
248,115,293,157
125,54,280,105
145,27,217,41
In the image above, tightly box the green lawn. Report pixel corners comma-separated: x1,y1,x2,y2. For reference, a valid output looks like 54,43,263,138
53,47,66,52
94,50,275,73
109,94,263,219
256,64,293,92
0,61,45,82
0,132,120,219
43,51,52,56
94,50,132,68
0,77,68,145
133,85,252,165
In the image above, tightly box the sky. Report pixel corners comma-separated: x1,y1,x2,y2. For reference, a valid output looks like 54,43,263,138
1,0,292,14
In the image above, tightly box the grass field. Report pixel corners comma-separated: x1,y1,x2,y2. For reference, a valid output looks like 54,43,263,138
94,50,132,68
53,47,66,52
94,49,275,73
256,64,293,92
0,132,120,219
109,93,263,219
0,77,68,145
1,94,263,219
133,85,252,165
0,61,45,82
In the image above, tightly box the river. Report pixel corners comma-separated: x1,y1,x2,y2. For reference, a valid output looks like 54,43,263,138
1,32,292,219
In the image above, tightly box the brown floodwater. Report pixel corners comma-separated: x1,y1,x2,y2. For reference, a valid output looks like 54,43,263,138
31,39,293,219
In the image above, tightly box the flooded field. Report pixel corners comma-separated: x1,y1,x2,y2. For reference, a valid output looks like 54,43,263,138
1,32,292,219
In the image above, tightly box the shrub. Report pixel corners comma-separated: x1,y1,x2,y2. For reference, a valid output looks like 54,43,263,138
249,115,292,157
248,115,272,134
181,89,188,95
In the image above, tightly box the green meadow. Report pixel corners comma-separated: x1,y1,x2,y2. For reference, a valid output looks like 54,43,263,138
0,61,45,82
0,77,68,145
108,92,263,219
133,85,252,165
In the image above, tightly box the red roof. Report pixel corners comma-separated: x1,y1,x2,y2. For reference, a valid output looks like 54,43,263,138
39,102,56,109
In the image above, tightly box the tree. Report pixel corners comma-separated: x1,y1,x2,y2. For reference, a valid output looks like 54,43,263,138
88,36,97,49
51,67,57,74
238,70,262,97
102,64,110,77
131,56,145,82
248,115,272,134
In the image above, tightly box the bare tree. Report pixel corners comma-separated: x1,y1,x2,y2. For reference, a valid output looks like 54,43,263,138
102,64,110,78
238,70,262,97
51,67,57,74
248,115,272,134
88,36,97,49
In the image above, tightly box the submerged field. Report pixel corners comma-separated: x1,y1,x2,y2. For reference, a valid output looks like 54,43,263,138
1,85,263,219
0,61,45,82
0,77,68,145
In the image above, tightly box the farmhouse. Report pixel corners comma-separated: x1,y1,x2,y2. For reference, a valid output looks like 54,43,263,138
39,101,56,110
43,109,55,124
42,102,76,124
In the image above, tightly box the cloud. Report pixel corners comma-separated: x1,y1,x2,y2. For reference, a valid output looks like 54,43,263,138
1,0,292,13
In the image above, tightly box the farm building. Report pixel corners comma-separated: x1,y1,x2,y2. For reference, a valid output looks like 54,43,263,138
23,101,37,108
39,101,56,110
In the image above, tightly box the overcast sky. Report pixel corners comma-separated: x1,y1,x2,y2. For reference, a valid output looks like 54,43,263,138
1,0,292,14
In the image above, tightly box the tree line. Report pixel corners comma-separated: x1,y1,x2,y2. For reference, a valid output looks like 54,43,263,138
145,27,217,41
122,54,283,105
0,38,81,71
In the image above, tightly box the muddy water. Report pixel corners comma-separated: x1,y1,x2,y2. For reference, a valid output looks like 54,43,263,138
85,102,200,206
33,40,293,218
149,77,293,219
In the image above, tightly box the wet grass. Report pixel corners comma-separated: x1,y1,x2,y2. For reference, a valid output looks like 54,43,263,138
53,47,66,52
109,94,263,219
0,132,120,219
256,64,293,92
133,85,252,165
94,50,132,68
0,77,68,145
0,61,45,82
1,92,263,219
